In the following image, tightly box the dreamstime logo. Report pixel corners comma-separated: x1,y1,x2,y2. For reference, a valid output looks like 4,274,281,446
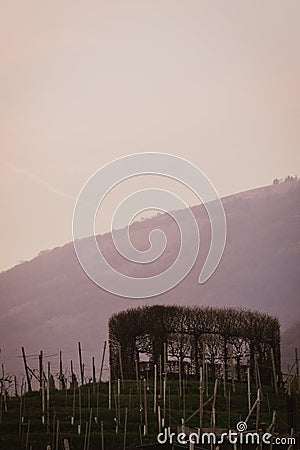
236,421,248,432
156,423,296,447
72,153,226,298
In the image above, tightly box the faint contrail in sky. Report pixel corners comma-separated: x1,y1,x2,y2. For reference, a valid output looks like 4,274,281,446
0,160,75,200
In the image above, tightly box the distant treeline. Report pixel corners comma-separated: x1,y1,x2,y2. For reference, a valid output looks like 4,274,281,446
273,175,298,184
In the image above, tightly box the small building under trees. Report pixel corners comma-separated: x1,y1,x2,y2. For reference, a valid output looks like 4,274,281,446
109,305,281,386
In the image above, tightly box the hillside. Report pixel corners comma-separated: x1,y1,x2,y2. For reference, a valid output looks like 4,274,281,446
1,380,298,449
281,321,300,370
0,180,299,377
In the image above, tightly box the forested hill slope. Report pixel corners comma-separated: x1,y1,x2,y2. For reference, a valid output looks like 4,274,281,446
282,321,300,370
0,180,299,375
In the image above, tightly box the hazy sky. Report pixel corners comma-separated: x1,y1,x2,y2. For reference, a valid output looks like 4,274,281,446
1,0,299,271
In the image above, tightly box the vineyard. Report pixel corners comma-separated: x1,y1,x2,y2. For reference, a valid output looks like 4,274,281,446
0,307,299,449
0,357,299,449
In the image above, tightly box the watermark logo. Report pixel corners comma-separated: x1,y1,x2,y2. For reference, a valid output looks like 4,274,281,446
236,421,248,432
72,153,226,298
157,422,296,446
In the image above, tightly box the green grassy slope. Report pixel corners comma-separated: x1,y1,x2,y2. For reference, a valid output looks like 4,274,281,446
0,380,299,449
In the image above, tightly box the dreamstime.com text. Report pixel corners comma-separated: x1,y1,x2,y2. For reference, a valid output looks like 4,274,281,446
157,425,296,446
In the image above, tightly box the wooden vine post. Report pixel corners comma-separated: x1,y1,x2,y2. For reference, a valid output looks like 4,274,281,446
21,347,32,393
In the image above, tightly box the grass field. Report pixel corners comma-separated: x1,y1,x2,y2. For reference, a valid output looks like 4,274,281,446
0,379,299,449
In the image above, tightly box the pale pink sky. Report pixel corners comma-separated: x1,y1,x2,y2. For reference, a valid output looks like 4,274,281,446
0,0,299,271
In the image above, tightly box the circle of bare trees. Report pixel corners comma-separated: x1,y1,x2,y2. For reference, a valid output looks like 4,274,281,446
109,305,280,384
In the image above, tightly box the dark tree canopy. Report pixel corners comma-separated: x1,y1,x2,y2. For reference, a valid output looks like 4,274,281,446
109,305,280,384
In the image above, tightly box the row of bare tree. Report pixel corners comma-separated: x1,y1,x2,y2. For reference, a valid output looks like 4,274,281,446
109,305,280,385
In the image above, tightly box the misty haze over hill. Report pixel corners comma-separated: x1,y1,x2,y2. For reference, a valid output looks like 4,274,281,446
0,180,299,376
